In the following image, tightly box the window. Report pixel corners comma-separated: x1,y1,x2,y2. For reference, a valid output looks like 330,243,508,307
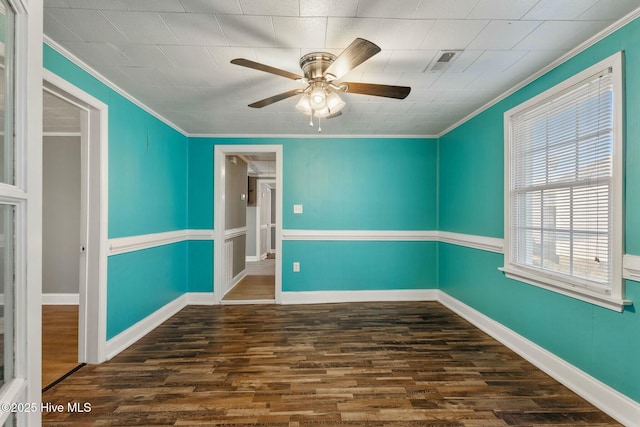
502,52,626,311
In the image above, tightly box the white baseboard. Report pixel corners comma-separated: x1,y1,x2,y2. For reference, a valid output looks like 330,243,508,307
105,295,187,360
42,293,79,305
185,292,216,305
437,291,640,426
246,256,260,262
281,289,439,305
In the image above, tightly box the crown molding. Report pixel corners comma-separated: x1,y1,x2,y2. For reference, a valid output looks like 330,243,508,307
438,6,640,138
43,36,188,137
187,133,439,139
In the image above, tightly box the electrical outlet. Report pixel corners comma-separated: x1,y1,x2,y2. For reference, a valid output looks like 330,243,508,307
293,262,300,272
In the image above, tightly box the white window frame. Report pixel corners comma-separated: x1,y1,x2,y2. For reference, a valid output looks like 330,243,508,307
502,52,628,312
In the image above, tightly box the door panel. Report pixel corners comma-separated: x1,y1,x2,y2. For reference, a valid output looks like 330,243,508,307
0,0,44,425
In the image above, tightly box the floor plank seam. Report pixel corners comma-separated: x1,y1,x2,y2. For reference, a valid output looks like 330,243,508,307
42,363,86,393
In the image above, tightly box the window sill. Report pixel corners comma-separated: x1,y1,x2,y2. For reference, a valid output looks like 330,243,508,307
499,266,631,312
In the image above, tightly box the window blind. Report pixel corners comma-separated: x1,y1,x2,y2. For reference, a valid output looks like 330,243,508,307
509,68,614,292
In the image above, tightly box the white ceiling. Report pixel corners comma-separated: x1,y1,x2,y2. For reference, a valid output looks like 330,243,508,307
43,0,640,136
43,90,82,134
242,153,276,177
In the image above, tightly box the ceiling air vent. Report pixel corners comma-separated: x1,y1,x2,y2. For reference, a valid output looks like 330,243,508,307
425,50,461,72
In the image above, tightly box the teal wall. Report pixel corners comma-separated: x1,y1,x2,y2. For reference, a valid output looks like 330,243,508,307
438,16,640,402
282,138,436,230
187,137,439,293
188,137,437,230
282,240,436,291
44,45,189,339
187,139,214,229
44,46,189,238
107,243,187,338
187,240,213,293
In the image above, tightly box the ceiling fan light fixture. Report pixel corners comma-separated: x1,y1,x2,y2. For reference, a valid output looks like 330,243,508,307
314,107,331,118
295,94,312,115
310,85,327,109
326,91,345,113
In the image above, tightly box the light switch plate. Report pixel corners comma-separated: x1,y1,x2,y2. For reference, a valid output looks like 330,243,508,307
293,204,303,214
293,262,300,272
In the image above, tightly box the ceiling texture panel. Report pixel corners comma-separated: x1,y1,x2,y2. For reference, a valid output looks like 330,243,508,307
43,0,640,136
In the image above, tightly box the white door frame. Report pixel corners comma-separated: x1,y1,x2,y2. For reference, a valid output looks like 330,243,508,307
5,0,44,424
256,179,276,259
214,145,282,304
43,70,109,364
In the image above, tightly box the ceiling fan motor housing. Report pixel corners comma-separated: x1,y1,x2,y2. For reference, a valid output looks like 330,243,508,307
300,52,337,81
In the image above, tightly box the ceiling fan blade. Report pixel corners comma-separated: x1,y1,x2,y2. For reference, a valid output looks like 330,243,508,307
325,38,381,80
248,88,302,108
327,111,342,119
341,82,411,99
231,58,304,81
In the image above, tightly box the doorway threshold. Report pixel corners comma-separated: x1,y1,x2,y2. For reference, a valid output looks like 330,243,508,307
221,299,276,305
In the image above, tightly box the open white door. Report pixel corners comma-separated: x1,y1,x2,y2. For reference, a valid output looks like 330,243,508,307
0,0,44,425
43,72,109,366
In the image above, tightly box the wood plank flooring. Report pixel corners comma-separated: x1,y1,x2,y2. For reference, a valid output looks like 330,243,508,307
223,275,275,300
42,302,621,426
42,305,80,390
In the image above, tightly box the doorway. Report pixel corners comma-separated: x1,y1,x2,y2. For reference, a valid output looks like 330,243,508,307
41,88,82,389
43,71,108,366
214,145,282,304
257,179,277,260
224,177,277,302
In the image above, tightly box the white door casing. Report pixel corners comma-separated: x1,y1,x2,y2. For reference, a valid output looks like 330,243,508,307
214,145,282,304
257,179,275,258
43,70,109,365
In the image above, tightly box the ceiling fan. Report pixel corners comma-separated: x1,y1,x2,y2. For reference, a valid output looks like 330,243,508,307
230,38,411,124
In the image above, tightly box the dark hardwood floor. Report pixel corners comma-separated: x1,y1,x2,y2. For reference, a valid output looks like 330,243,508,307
42,302,621,426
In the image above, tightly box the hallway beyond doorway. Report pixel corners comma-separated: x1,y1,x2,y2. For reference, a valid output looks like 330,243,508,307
223,275,275,301
223,257,275,303
42,305,82,391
